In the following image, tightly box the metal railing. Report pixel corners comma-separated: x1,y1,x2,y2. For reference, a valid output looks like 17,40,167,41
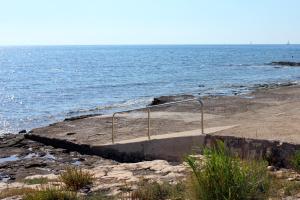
111,98,204,144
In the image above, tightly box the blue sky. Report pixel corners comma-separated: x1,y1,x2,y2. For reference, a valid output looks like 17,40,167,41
0,0,299,45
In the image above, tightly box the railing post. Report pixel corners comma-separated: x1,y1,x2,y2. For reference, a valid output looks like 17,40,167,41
112,114,115,144
197,98,204,134
147,108,151,140
111,98,204,143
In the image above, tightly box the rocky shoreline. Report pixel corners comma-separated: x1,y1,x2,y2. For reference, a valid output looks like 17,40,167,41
0,133,189,199
1,82,300,199
0,82,297,182
0,133,117,183
2,134,300,199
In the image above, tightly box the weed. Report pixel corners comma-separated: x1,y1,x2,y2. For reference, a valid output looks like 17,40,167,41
24,177,49,185
291,150,300,172
130,180,185,200
185,140,270,200
59,167,94,191
23,187,78,200
0,188,36,199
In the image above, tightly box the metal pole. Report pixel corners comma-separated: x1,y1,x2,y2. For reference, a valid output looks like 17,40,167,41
111,98,204,142
147,108,151,140
112,114,115,144
197,98,204,134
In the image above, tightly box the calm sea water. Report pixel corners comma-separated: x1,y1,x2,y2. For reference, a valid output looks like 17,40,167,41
1,45,300,134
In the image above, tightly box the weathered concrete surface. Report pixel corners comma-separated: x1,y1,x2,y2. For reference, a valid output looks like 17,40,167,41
27,85,300,164
29,85,300,146
27,131,300,168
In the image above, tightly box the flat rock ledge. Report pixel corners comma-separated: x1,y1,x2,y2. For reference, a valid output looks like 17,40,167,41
271,61,300,67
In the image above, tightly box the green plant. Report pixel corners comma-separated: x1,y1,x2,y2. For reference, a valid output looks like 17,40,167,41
23,187,78,200
291,150,300,171
130,180,185,200
24,177,49,185
185,140,270,200
59,167,94,191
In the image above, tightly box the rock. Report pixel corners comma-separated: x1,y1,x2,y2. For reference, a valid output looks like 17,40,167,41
287,177,296,181
267,166,275,172
24,161,47,168
79,186,91,194
18,130,26,134
66,132,76,136
150,95,195,106
24,174,58,180
64,114,101,122
271,61,300,67
274,170,285,179
1,196,22,200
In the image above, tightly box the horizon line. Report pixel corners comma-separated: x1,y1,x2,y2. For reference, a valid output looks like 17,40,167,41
0,43,299,47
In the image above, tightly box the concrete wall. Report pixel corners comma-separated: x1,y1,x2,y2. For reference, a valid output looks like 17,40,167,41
26,133,300,167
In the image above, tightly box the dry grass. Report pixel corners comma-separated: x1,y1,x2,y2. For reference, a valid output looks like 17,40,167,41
130,180,185,200
23,177,50,185
0,187,36,199
268,176,300,199
59,167,94,191
22,186,78,200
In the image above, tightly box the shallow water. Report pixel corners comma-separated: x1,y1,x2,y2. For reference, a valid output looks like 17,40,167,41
0,45,300,133
0,155,19,164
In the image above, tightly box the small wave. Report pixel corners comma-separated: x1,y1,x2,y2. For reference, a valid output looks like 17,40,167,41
67,97,153,116
223,63,265,67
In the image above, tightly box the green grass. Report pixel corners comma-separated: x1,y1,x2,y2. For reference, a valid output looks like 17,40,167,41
291,150,300,172
24,177,50,185
23,187,78,200
59,167,94,191
130,180,185,200
185,140,270,200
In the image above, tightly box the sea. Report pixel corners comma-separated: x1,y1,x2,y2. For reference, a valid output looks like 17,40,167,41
1,45,300,134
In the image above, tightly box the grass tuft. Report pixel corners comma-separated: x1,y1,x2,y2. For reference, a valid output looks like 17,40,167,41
291,150,300,172
59,167,94,191
185,140,270,200
130,180,185,200
24,177,50,185
23,187,78,200
0,188,36,199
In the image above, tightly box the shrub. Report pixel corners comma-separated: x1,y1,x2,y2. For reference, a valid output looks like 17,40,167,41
185,140,270,200
23,187,77,200
130,180,185,200
291,150,300,171
59,167,94,191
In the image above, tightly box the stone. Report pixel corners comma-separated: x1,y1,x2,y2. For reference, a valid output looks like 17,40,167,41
274,170,285,179
18,130,26,134
24,174,58,180
150,95,195,105
271,61,300,67
267,166,275,172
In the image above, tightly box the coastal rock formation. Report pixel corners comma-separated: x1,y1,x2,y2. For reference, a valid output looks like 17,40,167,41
271,61,300,67
150,94,195,105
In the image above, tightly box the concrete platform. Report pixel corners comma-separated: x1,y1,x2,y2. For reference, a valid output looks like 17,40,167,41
28,85,300,163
